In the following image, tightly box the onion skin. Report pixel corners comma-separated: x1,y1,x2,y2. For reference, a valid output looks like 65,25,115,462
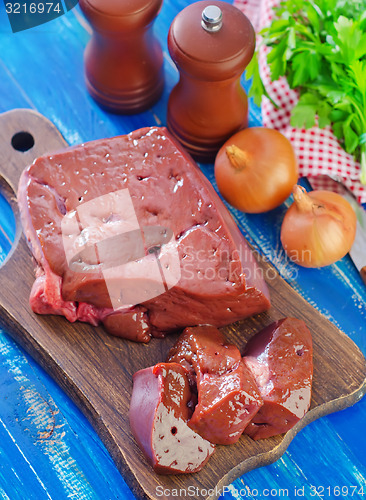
281,186,357,268
214,128,298,213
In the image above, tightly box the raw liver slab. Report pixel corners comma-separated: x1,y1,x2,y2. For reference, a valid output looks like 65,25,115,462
129,363,215,474
243,317,313,440
167,326,263,444
18,127,270,342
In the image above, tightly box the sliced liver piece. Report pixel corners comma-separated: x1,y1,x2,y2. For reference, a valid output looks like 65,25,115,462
18,127,270,342
129,362,215,474
167,325,263,444
243,317,313,440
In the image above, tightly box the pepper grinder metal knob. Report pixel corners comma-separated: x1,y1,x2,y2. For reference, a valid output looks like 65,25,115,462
201,5,223,32
79,0,164,114
167,1,255,162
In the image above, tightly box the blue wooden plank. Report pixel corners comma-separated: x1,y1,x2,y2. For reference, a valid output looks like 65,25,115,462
0,329,135,500
0,0,365,499
232,413,366,499
0,195,15,241
0,194,15,263
227,417,366,499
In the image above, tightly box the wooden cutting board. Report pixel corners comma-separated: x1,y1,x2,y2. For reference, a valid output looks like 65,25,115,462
0,109,365,500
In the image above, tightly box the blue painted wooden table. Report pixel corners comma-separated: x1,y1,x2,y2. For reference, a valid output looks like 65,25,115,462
0,1,365,499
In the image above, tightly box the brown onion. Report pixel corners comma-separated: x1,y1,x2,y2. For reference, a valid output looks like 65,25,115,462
214,127,298,213
281,185,357,267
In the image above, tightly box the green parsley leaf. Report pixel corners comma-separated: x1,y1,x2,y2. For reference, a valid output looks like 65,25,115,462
252,0,366,184
317,101,332,128
333,16,366,63
291,51,321,88
245,54,265,107
290,93,318,129
343,115,360,154
245,53,278,108
267,35,289,81
347,60,366,97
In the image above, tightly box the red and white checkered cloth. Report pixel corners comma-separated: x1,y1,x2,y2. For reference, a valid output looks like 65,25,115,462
234,0,366,204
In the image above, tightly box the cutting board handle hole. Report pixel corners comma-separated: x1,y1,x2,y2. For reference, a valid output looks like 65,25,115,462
11,131,35,153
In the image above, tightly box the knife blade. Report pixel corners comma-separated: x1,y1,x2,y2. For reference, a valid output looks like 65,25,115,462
342,192,366,286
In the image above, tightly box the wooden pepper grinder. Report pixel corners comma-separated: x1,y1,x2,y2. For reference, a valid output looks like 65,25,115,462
79,0,164,114
167,1,255,162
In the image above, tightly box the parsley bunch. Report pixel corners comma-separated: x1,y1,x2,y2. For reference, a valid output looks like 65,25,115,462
246,0,366,184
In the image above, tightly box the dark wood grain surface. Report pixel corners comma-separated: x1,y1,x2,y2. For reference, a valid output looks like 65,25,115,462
0,109,365,500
